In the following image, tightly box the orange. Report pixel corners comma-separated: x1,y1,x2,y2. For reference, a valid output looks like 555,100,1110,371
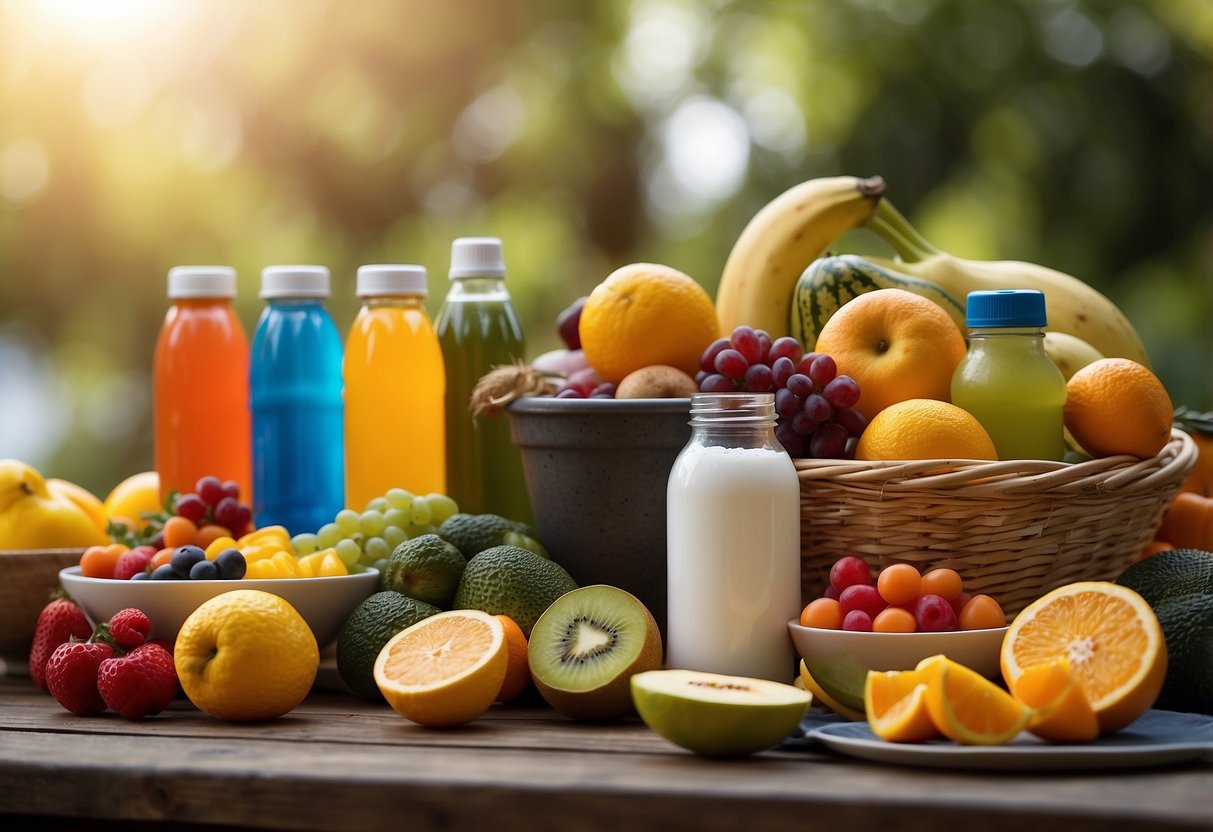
1013,658,1099,743
1064,359,1173,459
854,399,997,461
579,263,719,383
103,471,162,529
162,515,199,548
813,288,966,418
919,655,1030,745
46,479,107,534
798,660,864,721
494,614,531,702
373,610,507,726
79,543,128,578
1000,581,1166,735
864,668,939,742
175,590,319,721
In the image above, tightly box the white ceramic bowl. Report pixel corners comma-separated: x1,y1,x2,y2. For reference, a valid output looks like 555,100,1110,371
59,566,380,648
787,620,1008,711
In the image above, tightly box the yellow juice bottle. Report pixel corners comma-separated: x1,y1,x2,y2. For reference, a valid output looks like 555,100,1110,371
344,265,446,509
951,289,1067,461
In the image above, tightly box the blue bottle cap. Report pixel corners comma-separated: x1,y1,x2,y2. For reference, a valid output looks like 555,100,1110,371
965,289,1047,328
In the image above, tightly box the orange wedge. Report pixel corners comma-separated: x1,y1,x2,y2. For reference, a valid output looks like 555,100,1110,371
920,655,1030,745
798,660,864,721
373,610,507,727
1001,581,1166,735
1014,658,1099,743
864,668,939,743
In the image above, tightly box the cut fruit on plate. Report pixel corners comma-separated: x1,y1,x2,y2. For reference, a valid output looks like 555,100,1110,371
799,659,864,721
864,667,939,743
373,609,507,727
1014,657,1100,744
1000,581,1166,735
920,655,1030,746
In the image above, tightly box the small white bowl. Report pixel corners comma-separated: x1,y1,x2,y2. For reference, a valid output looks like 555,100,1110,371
60,566,380,648
787,620,1008,711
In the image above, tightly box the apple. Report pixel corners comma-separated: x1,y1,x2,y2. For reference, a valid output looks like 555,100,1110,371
556,296,587,350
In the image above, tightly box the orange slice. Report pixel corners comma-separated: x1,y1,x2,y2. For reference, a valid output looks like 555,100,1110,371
1014,658,1099,744
864,668,939,743
920,655,1030,745
798,660,864,721
373,610,507,727
1001,581,1166,735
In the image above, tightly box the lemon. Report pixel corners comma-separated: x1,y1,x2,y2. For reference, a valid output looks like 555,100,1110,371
103,471,162,529
175,590,319,721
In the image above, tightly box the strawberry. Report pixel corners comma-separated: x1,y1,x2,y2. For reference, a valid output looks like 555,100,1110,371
113,549,153,581
45,641,113,716
108,608,151,649
29,596,92,692
97,644,178,720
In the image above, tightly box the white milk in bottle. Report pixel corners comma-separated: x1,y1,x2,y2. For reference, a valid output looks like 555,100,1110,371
666,392,801,681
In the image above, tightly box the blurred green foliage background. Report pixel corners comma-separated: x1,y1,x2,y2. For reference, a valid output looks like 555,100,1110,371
1,0,1210,496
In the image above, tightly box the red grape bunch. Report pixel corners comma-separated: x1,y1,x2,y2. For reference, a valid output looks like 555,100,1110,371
696,326,868,459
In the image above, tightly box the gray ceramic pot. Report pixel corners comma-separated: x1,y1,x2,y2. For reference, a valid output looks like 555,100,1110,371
506,396,691,636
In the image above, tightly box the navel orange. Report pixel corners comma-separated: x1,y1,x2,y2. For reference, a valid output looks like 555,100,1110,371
854,399,997,461
1064,359,1173,459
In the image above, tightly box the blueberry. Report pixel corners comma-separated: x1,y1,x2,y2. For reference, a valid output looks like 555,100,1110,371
189,559,220,580
151,563,178,581
130,571,151,581
171,545,207,578
214,548,247,581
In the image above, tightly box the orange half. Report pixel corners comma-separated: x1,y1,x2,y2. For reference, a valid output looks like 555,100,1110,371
1001,582,1166,734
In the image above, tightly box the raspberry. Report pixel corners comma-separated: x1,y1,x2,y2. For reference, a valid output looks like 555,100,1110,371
108,608,152,649
113,550,153,581
97,643,179,720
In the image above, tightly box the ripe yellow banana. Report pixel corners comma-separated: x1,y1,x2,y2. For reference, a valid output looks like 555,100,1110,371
715,176,887,336
1042,331,1104,381
867,200,1151,366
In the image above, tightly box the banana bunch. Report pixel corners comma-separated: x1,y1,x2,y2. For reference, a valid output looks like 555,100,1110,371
713,177,1150,366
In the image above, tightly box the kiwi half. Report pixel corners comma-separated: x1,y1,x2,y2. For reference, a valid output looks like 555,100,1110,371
528,584,662,721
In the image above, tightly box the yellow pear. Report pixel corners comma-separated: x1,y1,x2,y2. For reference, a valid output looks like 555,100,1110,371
0,459,109,550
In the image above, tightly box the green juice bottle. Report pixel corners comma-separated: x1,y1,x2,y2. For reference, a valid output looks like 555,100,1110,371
435,237,532,523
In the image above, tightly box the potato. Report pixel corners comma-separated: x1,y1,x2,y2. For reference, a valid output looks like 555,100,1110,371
615,365,698,399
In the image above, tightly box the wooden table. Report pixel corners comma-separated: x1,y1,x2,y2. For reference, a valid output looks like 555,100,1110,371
0,675,1209,832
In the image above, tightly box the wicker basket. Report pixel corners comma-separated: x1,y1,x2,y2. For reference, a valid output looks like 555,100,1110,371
796,428,1197,616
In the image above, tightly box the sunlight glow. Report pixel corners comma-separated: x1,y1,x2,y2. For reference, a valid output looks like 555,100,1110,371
31,0,172,43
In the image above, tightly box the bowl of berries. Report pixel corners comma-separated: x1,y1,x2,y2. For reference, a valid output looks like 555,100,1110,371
788,556,1008,712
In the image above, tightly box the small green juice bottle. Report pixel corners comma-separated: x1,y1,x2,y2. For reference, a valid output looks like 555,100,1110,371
435,237,532,523
951,289,1067,461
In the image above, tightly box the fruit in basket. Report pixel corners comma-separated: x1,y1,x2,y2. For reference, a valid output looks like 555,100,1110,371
790,254,966,349
102,471,161,530
1063,359,1173,459
615,365,698,399
697,329,867,459
1041,331,1104,381
580,263,720,383
0,459,109,549
373,609,508,726
176,590,319,721
714,175,887,337
865,199,1150,365
382,534,467,608
1000,581,1166,734
812,288,967,420
854,399,997,461
337,591,441,700
1117,549,1213,714
528,585,662,721
556,296,587,350
45,478,107,534
29,596,92,691
630,669,812,756
453,545,577,636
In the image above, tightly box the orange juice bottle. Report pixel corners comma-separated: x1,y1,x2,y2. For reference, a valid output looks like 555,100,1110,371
153,266,252,501
344,264,445,510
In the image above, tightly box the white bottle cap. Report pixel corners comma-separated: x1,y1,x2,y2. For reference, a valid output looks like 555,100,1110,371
356,264,427,298
449,237,505,279
167,266,237,299
260,265,330,299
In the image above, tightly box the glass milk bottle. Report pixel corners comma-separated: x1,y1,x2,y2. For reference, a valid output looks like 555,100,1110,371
666,392,802,681
951,289,1067,460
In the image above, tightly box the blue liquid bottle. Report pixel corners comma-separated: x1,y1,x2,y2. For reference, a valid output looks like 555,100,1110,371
250,265,345,534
